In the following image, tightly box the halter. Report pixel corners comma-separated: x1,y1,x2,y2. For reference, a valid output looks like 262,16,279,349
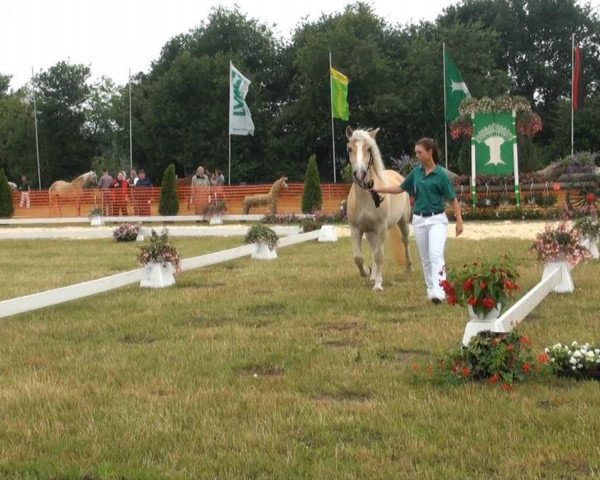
356,151,383,208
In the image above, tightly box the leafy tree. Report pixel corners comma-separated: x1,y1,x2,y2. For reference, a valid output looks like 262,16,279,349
0,168,14,217
35,61,97,186
159,163,179,215
302,154,322,213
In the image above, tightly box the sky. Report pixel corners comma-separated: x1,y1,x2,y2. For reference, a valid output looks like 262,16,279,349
2,0,469,90
3,0,599,91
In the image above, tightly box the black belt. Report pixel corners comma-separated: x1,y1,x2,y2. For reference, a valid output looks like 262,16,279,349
414,210,445,217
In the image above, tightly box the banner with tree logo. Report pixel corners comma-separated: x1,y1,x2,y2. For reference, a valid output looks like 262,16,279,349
472,112,516,176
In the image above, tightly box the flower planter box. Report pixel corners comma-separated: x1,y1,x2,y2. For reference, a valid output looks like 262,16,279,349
209,214,223,225
580,236,599,259
251,241,277,260
462,304,502,346
90,215,104,226
140,262,176,288
556,368,600,381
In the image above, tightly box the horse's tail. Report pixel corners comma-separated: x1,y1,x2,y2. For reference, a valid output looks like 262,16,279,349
388,225,406,266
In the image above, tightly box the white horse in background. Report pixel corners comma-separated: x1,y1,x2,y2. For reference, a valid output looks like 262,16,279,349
48,171,97,217
7,182,17,191
346,126,412,291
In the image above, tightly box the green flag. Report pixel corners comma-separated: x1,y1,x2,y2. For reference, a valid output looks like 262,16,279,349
473,112,516,175
330,67,349,121
444,50,470,121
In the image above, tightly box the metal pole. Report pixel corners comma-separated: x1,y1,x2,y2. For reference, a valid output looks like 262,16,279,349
571,34,575,157
31,67,41,190
228,61,232,186
329,52,337,184
129,67,133,171
443,43,449,170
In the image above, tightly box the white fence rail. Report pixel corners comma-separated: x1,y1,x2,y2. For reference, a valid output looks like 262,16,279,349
0,227,333,319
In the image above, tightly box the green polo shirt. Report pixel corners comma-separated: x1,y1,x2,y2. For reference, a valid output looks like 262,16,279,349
401,165,456,214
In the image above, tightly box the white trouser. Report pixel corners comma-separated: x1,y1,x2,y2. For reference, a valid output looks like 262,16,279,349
412,213,448,300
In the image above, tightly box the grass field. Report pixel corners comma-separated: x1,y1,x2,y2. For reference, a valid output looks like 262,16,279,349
0,235,599,479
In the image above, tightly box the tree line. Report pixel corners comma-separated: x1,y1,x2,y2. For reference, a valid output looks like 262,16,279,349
0,0,598,188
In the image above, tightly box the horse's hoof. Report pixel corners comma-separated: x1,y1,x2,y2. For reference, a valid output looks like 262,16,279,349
360,266,371,278
372,284,383,291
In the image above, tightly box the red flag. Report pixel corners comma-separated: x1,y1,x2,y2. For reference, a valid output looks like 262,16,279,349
573,45,585,110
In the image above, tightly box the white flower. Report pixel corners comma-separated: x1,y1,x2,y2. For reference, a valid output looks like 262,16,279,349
570,357,577,364
573,351,582,358
578,363,583,369
572,366,577,370
545,348,549,353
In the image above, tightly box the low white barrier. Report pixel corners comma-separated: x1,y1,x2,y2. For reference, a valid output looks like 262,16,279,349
0,227,333,319
462,261,575,345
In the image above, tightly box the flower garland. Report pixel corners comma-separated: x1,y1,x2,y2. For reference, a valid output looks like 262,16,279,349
450,95,542,139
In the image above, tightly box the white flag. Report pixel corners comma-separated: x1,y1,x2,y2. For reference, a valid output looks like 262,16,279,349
229,63,255,136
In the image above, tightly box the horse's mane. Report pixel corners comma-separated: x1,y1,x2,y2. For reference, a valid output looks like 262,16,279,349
349,129,385,179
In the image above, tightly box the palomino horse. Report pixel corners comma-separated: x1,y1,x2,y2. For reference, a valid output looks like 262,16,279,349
346,127,412,291
242,176,289,214
48,171,97,217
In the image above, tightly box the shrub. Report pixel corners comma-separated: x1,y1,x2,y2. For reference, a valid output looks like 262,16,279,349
302,154,322,213
113,223,141,242
0,168,15,218
300,217,323,232
159,164,179,216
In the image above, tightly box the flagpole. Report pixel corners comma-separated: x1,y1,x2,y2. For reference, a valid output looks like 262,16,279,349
129,67,133,171
228,61,232,186
571,33,575,157
443,43,449,170
329,52,337,184
31,67,41,190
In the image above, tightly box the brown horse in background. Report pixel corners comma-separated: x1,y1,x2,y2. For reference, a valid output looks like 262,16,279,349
242,176,289,215
49,171,97,217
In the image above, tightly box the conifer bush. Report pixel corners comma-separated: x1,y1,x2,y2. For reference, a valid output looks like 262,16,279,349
0,169,15,218
302,154,322,213
159,164,179,216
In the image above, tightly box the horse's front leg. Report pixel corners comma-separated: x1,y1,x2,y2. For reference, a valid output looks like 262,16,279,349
366,229,386,291
351,227,369,277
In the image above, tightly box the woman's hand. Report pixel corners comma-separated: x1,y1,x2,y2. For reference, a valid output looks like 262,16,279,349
455,219,464,237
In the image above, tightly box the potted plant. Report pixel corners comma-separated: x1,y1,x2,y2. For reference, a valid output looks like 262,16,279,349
88,206,104,226
113,222,141,242
245,224,279,260
203,198,227,225
531,221,591,266
541,342,600,380
440,256,520,321
138,229,181,288
574,215,600,259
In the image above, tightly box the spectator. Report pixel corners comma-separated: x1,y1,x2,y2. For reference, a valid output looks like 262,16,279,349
112,171,129,216
18,175,31,208
190,166,211,215
135,169,153,216
129,169,139,214
98,169,114,216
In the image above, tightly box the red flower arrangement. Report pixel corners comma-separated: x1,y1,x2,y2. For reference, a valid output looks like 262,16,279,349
440,256,520,316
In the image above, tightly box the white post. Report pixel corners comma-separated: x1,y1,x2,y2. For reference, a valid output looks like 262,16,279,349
470,113,476,207
228,61,232,186
129,67,133,171
329,52,337,184
571,33,575,157
443,43,449,170
31,67,41,190
512,109,520,208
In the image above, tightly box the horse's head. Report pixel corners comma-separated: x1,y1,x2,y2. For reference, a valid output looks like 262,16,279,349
85,170,98,186
278,176,289,190
346,127,384,188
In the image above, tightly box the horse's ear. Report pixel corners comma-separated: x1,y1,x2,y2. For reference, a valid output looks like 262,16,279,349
346,126,353,140
368,128,380,139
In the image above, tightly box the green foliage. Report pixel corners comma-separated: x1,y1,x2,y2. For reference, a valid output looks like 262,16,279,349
244,223,278,250
88,206,103,218
543,342,600,378
440,256,519,315
0,168,15,217
300,217,323,232
158,164,179,216
301,154,322,213
426,331,537,389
